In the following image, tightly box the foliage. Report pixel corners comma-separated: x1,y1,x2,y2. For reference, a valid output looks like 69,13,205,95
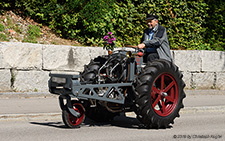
0,0,224,50
0,23,4,31
23,24,41,43
0,19,7,42
0,33,8,41
203,0,225,51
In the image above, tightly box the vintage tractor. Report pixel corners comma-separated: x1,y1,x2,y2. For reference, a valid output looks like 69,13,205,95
48,47,186,128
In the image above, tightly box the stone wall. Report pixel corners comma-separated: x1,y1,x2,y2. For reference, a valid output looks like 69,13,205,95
172,50,225,89
0,42,224,92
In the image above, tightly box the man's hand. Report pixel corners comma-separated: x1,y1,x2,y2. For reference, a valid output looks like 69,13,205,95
138,43,145,49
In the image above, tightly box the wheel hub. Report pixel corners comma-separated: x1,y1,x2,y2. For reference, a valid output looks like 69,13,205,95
161,92,168,97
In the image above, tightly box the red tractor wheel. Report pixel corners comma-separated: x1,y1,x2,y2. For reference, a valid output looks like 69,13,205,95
62,101,85,128
151,73,179,117
133,59,186,128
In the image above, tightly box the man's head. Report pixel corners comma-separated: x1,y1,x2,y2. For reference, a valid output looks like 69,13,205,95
146,14,159,29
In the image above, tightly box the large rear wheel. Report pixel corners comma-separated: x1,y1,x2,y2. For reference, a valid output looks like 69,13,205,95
133,59,186,128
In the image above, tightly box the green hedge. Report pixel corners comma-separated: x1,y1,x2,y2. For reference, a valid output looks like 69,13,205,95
0,0,224,50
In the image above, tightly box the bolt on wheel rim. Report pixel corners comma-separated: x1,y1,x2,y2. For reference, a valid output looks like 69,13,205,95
151,73,179,116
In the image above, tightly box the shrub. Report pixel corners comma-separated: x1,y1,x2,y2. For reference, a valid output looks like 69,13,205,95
1,0,224,50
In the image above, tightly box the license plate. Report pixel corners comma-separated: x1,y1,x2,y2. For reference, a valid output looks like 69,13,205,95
52,77,66,84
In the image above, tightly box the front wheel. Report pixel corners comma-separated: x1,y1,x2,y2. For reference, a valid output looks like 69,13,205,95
133,59,186,128
62,101,85,128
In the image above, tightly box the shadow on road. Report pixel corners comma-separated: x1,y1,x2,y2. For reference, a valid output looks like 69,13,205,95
29,116,141,129
84,115,142,129
30,114,172,130
30,121,67,129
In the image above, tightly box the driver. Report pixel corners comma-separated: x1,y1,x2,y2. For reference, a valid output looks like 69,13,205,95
137,13,172,62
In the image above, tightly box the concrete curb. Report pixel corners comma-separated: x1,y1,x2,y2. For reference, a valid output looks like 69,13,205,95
1,106,225,121
0,113,61,121
180,106,225,114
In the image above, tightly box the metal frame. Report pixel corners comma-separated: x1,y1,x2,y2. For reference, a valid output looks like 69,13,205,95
71,80,132,104
49,73,132,104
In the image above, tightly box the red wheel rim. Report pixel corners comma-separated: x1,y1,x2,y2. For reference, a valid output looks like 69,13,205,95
68,103,85,126
151,73,179,117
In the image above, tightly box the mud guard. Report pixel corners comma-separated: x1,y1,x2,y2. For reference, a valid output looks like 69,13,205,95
59,95,81,117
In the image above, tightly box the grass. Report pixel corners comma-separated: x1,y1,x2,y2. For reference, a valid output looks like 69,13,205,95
0,23,4,31
22,25,41,43
0,33,8,41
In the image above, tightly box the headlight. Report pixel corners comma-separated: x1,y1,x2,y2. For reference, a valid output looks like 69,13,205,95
52,77,66,84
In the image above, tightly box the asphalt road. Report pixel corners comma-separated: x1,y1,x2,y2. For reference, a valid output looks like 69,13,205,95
0,90,224,141
0,90,225,115
0,112,224,141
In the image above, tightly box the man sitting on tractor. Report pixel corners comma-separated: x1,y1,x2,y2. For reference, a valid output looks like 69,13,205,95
137,13,172,62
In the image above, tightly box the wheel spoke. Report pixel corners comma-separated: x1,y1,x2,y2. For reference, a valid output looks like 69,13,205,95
152,95,161,108
160,100,166,113
164,86,175,103
161,75,165,90
164,81,175,93
165,96,174,103
151,91,157,99
152,86,160,94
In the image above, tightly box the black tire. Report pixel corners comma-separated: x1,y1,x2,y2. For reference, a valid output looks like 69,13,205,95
62,101,85,128
80,56,119,122
133,59,186,128
80,56,107,83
